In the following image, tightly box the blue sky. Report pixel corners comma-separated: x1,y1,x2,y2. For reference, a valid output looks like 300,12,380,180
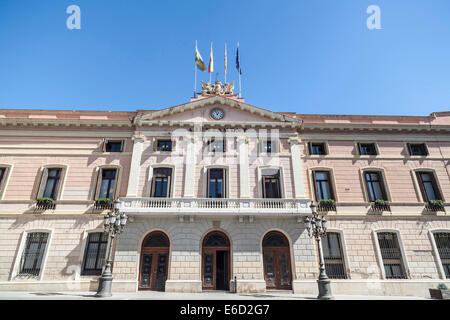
0,0,449,116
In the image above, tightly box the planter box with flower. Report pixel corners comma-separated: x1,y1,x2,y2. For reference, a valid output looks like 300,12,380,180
35,197,56,210
425,200,445,212
371,199,391,212
317,199,336,212
429,283,450,300
94,198,113,210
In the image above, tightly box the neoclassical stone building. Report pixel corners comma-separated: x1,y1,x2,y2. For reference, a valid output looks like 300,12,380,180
0,89,449,297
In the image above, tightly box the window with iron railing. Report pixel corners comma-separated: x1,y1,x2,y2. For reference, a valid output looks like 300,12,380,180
82,232,108,275
19,232,49,276
322,232,347,279
377,232,407,279
434,232,450,279
98,169,117,200
207,168,226,198
364,171,388,202
312,171,335,201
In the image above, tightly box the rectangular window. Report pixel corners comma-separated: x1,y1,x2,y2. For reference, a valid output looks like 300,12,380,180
309,142,327,155
208,139,225,153
82,232,108,275
434,233,450,278
208,168,225,198
364,171,387,202
416,172,442,202
19,232,49,276
377,232,407,279
42,168,62,200
0,167,6,192
98,169,117,200
313,171,334,201
407,143,428,156
358,143,377,155
156,140,172,152
151,168,172,198
105,141,123,153
263,140,273,153
323,232,347,279
262,171,281,198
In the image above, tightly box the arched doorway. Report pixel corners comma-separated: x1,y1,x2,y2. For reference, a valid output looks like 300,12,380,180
262,231,292,290
139,231,170,291
202,231,230,290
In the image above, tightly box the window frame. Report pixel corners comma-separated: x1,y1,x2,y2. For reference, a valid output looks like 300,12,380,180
0,164,13,200
308,142,328,156
322,231,349,279
312,170,336,201
262,170,282,199
372,229,409,280
258,139,279,155
357,142,378,156
406,143,429,156
155,139,173,152
429,229,450,280
207,167,227,198
35,165,68,201
363,171,388,202
415,170,443,203
103,140,124,153
206,137,226,154
81,231,109,276
93,165,121,201
258,166,286,199
150,167,173,198
11,229,53,280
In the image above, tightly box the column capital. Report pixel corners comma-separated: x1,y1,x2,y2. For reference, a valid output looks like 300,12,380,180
132,132,146,143
237,135,249,143
288,136,301,145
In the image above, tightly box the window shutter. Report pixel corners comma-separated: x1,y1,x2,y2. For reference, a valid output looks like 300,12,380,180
415,172,428,202
101,139,106,152
312,171,319,201
223,168,227,198
36,168,49,199
166,169,172,198
111,168,119,199
94,168,103,200
0,167,9,191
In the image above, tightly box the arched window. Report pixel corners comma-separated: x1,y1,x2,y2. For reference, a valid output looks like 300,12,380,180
203,232,229,247
143,232,169,247
263,232,288,247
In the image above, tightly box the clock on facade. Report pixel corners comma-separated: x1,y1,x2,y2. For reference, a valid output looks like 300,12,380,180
210,108,224,120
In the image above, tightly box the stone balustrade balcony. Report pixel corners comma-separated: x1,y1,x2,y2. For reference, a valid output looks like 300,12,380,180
119,197,312,216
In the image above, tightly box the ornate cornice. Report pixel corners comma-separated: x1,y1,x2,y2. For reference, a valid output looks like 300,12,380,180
0,118,133,128
134,96,303,126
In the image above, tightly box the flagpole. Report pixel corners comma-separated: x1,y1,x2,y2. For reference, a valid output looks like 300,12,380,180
238,42,241,98
224,43,227,84
194,40,197,98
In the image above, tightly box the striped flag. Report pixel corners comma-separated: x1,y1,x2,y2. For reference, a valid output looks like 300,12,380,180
195,46,206,71
208,43,214,73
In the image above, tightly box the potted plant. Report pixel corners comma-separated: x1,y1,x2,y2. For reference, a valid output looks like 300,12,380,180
94,198,113,210
36,197,56,210
429,283,450,300
318,199,336,212
372,199,391,212
426,200,445,212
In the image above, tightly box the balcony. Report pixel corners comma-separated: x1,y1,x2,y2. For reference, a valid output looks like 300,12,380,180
119,197,312,216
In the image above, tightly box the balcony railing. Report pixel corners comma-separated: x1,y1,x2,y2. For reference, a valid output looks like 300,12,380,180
119,197,311,216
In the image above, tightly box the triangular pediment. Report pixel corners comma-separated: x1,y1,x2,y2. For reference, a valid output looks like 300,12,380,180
135,96,302,128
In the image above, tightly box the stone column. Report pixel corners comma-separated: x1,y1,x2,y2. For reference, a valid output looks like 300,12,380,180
183,135,196,197
126,133,145,197
238,136,250,198
289,136,306,198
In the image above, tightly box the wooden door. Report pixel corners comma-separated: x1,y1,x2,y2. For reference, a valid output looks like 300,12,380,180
262,232,292,290
202,231,230,290
139,232,170,291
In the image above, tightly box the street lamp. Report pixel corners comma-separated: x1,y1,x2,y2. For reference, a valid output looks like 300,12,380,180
95,199,127,297
304,202,334,300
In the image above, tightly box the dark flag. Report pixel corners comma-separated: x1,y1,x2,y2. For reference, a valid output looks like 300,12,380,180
236,46,242,75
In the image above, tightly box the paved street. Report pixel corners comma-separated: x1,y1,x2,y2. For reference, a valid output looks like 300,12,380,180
0,290,430,300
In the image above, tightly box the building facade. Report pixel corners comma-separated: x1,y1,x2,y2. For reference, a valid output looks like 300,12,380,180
0,89,449,297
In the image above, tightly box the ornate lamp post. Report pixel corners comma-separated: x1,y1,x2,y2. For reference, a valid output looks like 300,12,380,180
95,200,127,297
304,202,334,300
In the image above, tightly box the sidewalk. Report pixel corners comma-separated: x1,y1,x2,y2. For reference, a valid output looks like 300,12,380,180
0,290,430,300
